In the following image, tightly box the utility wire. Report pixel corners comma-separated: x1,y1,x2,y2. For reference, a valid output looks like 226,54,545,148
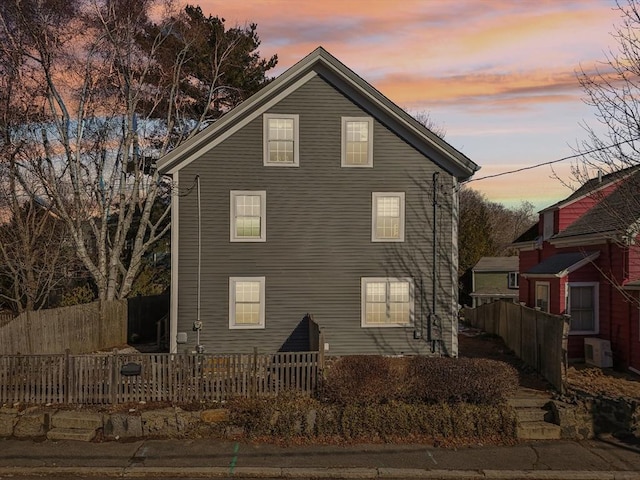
465,137,640,183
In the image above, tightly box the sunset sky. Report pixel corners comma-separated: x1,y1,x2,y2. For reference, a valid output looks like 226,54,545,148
197,0,621,210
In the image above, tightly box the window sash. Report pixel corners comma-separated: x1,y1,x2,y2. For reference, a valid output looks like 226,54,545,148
229,277,265,329
372,193,405,242
362,278,412,327
342,117,373,167
345,121,370,165
264,114,298,166
230,191,266,242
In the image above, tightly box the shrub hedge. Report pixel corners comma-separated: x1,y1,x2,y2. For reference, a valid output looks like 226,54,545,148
227,393,517,441
227,355,520,443
322,355,518,406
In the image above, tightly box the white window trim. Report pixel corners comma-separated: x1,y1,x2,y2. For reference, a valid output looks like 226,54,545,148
508,272,519,289
360,277,414,328
371,192,405,242
341,116,374,168
567,281,599,335
263,113,299,167
230,190,266,242
229,276,266,329
535,281,550,313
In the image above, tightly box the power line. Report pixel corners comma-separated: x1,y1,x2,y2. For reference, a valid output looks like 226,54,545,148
465,137,640,183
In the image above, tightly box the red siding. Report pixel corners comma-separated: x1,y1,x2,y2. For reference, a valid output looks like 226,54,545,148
557,182,620,232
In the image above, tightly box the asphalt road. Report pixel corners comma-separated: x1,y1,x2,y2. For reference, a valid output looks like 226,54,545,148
1,436,639,479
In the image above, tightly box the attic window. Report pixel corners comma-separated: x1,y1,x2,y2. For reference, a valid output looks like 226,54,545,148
342,117,373,167
263,114,299,166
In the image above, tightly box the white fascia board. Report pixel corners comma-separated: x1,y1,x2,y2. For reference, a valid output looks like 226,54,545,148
323,58,477,177
160,71,318,175
550,233,616,247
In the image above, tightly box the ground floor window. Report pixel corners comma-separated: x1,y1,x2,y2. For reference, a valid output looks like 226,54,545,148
361,277,413,327
568,282,598,334
535,281,550,312
229,277,265,329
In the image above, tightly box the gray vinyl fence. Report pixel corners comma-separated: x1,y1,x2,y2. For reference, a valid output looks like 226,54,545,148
462,300,570,392
0,301,128,355
0,350,323,405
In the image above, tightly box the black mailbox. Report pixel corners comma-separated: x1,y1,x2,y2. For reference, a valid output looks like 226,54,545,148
120,362,142,376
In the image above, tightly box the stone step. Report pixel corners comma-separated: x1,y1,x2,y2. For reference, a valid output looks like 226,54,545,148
46,427,97,442
517,421,562,440
516,407,553,423
508,397,550,409
51,411,103,430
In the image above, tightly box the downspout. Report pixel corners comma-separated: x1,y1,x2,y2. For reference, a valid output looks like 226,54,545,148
194,175,204,354
430,171,439,353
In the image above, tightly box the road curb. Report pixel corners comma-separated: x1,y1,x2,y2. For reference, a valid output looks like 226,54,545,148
0,466,632,479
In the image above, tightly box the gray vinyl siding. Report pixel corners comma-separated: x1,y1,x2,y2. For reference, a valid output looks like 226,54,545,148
175,75,457,356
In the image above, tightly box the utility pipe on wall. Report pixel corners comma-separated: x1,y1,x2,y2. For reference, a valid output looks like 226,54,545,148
431,171,439,353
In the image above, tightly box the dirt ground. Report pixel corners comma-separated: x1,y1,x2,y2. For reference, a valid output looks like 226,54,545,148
458,323,640,398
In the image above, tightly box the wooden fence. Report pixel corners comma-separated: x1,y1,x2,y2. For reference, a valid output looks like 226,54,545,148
462,300,570,392
0,350,322,405
0,300,128,355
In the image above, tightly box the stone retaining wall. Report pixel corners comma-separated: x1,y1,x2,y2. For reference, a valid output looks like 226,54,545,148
0,406,233,440
552,391,640,440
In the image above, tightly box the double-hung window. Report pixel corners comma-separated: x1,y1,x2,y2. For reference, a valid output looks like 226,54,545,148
342,117,373,167
372,192,405,242
263,114,299,166
361,277,413,327
230,191,266,242
229,277,265,329
567,282,599,334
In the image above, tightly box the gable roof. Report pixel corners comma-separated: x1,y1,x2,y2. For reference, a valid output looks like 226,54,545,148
541,165,640,213
552,168,640,242
473,256,518,272
156,47,479,180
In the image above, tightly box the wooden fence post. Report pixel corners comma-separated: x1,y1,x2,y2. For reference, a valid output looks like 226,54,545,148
110,348,118,404
64,349,71,404
250,347,258,398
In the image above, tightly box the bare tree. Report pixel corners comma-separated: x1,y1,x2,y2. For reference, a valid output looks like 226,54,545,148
573,0,640,302
0,0,276,302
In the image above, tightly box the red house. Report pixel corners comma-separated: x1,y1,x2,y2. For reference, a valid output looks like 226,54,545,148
514,167,640,373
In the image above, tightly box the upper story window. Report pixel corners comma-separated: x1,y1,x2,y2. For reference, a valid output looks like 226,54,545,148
229,276,265,329
508,272,519,289
372,192,405,242
342,117,373,167
263,114,299,166
361,277,414,327
230,190,266,242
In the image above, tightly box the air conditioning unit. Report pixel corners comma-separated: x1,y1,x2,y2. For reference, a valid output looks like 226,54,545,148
584,338,613,368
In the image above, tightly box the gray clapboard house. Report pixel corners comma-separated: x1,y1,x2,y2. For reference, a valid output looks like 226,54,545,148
157,47,478,356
